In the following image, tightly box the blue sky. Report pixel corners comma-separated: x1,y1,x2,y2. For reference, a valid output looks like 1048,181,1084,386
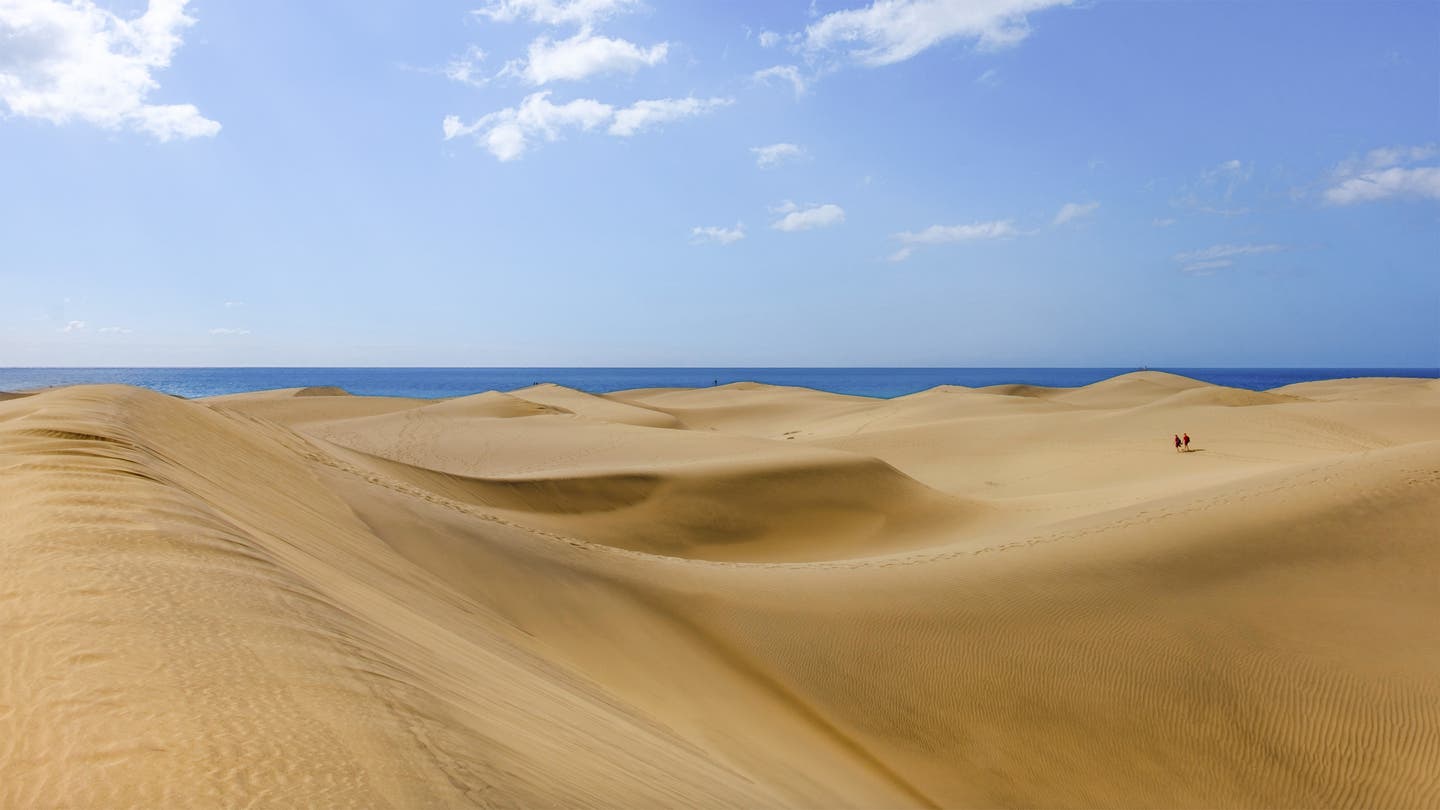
1,0,1436,366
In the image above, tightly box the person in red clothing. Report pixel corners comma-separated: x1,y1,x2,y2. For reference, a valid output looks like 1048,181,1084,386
1183,432,1191,451
1174,434,1183,453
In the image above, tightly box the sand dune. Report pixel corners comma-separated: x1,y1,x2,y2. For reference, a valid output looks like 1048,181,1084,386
516,383,683,429
1127,384,1303,410
2,373,1437,807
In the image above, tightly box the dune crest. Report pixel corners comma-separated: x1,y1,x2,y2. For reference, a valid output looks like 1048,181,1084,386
2,374,1438,807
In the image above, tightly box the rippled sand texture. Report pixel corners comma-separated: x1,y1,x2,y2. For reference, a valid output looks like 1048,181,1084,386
2,372,1437,808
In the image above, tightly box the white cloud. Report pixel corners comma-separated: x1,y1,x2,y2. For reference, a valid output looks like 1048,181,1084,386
1179,260,1231,275
751,142,804,168
445,91,612,159
445,92,728,160
1323,167,1440,205
209,327,250,335
0,0,219,141
758,30,781,47
1152,217,1176,227
59,320,85,333
444,46,489,87
98,325,131,334
898,219,1019,244
223,300,244,308
1053,200,1099,225
1174,243,1286,262
803,0,1072,67
1173,243,1287,274
508,30,667,85
889,219,1020,260
1322,145,1440,205
771,202,845,232
691,223,745,245
975,67,1000,86
1342,144,1435,172
473,0,638,27
609,96,729,136
753,64,806,97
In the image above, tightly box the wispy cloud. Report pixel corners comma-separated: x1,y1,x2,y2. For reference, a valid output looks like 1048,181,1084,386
753,64,807,97
609,96,730,136
0,0,219,141
771,201,845,232
98,326,132,334
505,30,668,85
751,142,805,169
472,0,639,27
1152,217,1176,227
889,218,1021,260
445,92,609,160
1172,158,1253,216
803,0,1073,67
1053,201,1099,225
1173,242,1287,274
691,223,746,245
975,67,1001,86
209,327,251,336
1322,144,1440,205
443,46,490,87
757,30,782,48
223,301,245,308
59,320,85,333
444,92,729,160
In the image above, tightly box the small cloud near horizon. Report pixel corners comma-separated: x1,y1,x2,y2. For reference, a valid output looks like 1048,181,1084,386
890,219,1021,260
691,223,745,245
1322,144,1440,205
771,201,845,231
1053,201,1099,226
1173,242,1288,274
751,142,805,168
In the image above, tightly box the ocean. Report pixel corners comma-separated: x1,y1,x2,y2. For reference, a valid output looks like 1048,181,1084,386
0,368,1434,400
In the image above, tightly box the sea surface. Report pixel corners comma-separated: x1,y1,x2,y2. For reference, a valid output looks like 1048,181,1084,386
1,368,1434,400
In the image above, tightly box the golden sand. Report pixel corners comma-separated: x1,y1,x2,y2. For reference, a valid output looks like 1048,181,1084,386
1,372,1437,807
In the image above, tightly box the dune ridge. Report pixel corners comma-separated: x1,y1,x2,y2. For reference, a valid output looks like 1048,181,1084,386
2,371,1437,807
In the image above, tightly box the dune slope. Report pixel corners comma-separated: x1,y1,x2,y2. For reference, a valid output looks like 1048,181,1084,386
2,373,1437,808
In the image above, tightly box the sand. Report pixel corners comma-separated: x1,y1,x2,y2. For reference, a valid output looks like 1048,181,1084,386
1,371,1437,807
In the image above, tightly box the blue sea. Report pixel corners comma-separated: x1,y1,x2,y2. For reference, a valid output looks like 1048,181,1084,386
0,368,1434,400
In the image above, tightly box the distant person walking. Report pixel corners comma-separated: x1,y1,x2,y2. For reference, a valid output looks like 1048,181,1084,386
1174,434,1183,453
1183,433,1191,452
